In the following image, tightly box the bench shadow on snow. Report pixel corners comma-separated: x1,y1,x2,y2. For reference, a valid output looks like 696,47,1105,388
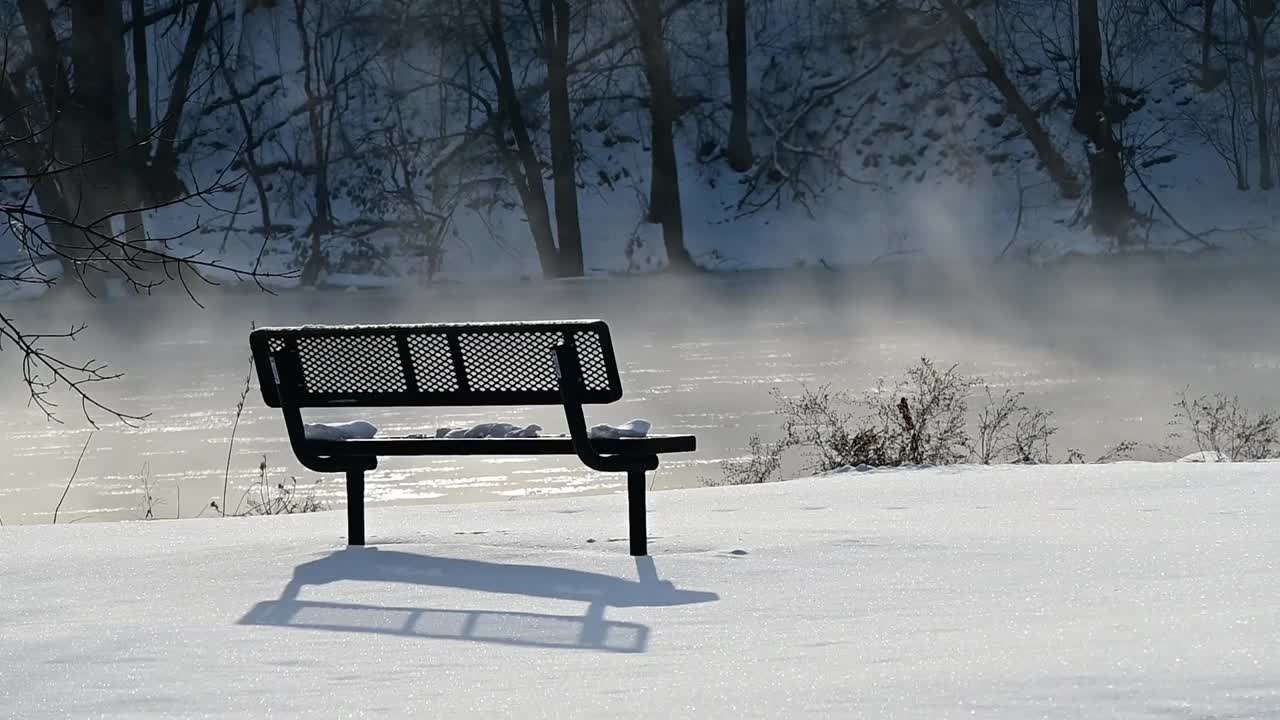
238,548,718,654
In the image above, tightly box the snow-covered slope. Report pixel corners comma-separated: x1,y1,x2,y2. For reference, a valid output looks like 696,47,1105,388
4,0,1277,298
3,462,1278,718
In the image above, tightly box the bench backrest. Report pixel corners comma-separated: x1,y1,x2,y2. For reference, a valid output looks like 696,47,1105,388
250,320,623,408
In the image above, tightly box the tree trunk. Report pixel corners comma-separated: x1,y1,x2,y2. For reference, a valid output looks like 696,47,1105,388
1244,12,1273,190
937,0,1082,199
542,0,585,277
1201,0,1217,87
72,3,131,200
69,0,127,294
1221,55,1249,189
0,76,80,260
12,0,78,265
1071,0,1130,238
150,0,215,201
107,0,148,255
631,0,697,271
131,0,151,137
726,0,753,172
1084,115,1131,240
17,0,68,117
294,0,331,286
1072,0,1106,135
488,0,561,277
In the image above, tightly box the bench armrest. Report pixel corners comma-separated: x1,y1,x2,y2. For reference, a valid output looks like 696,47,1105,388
553,344,657,473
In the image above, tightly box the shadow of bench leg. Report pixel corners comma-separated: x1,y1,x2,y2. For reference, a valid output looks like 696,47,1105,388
628,469,647,557
346,470,365,546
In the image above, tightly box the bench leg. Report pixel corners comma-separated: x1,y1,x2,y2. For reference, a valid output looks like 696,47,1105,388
346,470,365,546
628,469,647,557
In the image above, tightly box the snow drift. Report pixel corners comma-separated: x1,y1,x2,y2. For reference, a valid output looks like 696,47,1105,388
3,462,1278,718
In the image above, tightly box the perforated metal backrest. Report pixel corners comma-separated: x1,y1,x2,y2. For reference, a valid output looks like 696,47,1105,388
250,320,623,408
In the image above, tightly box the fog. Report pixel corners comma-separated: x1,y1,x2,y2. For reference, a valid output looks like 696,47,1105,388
3,252,1279,524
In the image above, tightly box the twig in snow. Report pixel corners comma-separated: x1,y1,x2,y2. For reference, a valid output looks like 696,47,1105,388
53,432,93,524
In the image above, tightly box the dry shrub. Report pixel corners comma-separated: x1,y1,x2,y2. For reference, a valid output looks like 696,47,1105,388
717,358,1061,484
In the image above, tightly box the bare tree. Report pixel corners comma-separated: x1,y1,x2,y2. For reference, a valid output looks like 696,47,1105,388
1073,0,1106,135
736,43,889,219
149,0,216,198
279,0,390,284
1201,0,1221,87
726,0,753,172
1160,0,1278,191
629,0,697,271
130,0,150,137
542,0,585,276
935,0,1082,199
211,25,277,241
292,0,337,285
1073,0,1131,239
3,0,224,295
1235,0,1277,189
477,0,562,276
1183,67,1251,190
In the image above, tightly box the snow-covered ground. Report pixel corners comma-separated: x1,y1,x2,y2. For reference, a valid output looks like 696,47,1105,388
3,462,1278,718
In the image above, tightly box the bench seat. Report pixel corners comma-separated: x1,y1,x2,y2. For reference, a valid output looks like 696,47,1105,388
305,434,697,457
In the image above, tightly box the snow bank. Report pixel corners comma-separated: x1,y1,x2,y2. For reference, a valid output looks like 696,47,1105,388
1178,450,1232,463
2,463,1278,718
303,420,379,441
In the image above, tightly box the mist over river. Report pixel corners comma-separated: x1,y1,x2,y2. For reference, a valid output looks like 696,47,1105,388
3,255,1279,524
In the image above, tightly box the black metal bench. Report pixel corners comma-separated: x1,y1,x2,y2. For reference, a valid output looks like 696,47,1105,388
249,320,696,556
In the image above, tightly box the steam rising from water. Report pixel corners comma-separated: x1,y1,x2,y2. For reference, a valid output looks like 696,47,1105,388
3,254,1279,523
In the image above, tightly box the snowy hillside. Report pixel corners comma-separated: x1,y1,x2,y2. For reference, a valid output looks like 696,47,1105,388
190,0,1280,278
180,0,1280,274
3,462,1278,718
5,0,1278,300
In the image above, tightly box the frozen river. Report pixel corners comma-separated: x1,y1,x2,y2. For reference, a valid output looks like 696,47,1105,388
3,256,1279,523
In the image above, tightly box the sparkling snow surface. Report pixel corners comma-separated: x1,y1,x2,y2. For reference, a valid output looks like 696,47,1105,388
3,463,1278,718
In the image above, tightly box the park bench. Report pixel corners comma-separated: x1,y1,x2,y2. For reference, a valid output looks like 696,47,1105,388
249,320,696,556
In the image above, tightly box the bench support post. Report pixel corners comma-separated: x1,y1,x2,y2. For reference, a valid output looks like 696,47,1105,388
628,469,647,557
346,470,366,546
